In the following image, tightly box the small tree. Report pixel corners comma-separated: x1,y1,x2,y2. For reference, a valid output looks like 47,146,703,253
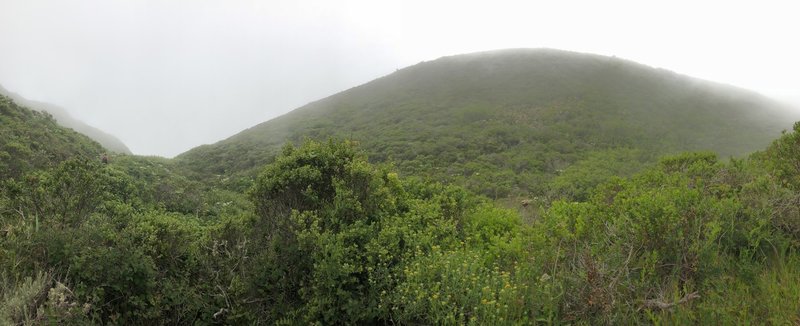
248,139,399,323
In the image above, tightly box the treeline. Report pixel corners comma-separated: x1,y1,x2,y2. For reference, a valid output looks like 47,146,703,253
3,120,800,323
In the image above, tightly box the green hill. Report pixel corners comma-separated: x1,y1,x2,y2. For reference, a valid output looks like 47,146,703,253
0,94,106,179
3,48,800,324
0,85,132,154
176,49,796,198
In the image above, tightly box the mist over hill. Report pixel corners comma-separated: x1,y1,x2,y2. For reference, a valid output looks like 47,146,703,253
0,85,131,154
177,49,796,198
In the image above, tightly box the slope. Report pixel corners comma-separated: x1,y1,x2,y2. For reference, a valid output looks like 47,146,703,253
176,49,797,198
0,85,132,154
0,94,105,179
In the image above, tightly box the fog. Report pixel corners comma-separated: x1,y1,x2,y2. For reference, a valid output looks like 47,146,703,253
1,0,798,157
780,97,800,113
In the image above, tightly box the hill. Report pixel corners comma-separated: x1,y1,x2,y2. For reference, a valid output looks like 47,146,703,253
0,94,106,179
3,49,800,323
0,85,132,154
176,49,796,198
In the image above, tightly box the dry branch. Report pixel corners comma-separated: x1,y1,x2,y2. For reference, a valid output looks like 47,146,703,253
643,291,700,310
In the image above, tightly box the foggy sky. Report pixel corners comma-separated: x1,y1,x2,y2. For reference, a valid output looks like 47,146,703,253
1,0,798,157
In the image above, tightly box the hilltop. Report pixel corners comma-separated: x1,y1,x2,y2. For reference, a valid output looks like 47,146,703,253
177,49,795,198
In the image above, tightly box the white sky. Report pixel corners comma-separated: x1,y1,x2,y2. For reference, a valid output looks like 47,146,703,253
1,0,798,157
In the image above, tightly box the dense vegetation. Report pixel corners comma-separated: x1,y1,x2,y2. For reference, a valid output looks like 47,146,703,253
3,84,800,323
177,49,796,200
3,50,800,324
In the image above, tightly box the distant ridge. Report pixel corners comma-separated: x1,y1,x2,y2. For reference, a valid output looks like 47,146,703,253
0,84,132,154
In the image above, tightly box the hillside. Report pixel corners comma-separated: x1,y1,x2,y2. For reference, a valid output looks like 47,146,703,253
0,85,132,154
3,51,800,323
0,94,106,179
5,126,800,324
176,49,796,198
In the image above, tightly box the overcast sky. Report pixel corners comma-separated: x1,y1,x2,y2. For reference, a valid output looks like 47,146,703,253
1,0,798,157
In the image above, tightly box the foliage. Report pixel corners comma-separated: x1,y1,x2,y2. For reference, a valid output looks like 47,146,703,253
550,147,651,201
0,271,51,325
763,121,800,189
244,140,478,323
2,90,800,324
